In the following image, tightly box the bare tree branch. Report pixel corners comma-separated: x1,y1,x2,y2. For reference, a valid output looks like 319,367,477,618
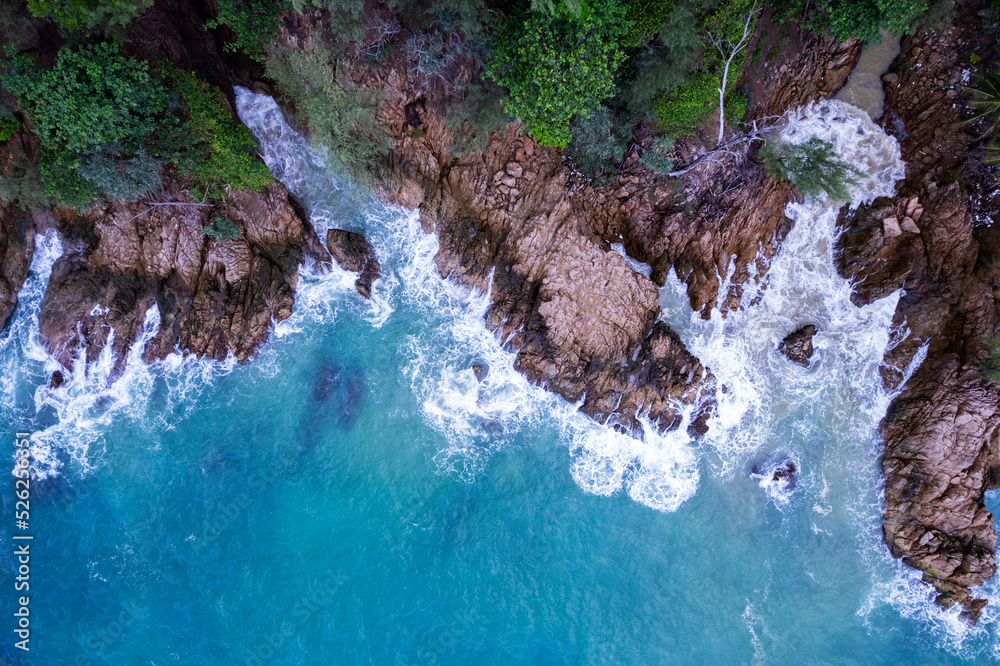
707,1,762,147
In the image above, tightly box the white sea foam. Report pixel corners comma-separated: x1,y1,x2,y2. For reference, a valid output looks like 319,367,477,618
235,87,701,511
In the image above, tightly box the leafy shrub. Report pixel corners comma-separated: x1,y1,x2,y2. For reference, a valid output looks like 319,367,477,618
566,106,630,183
622,0,674,47
956,68,1000,142
265,43,388,183
640,137,675,174
775,0,926,43
75,144,162,200
1,43,165,154
164,67,273,193
760,136,863,201
203,216,242,243
649,0,757,135
486,0,629,148
206,0,290,61
979,332,1000,383
622,0,708,114
445,80,512,156
26,0,151,32
0,107,20,141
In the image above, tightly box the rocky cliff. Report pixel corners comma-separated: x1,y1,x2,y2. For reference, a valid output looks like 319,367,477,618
834,4,1000,620
332,13,861,435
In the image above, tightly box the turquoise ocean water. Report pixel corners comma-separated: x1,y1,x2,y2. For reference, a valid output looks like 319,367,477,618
3,93,1000,664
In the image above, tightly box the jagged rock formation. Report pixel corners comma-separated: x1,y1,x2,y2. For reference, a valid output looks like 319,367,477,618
328,13,861,435
325,229,381,299
834,7,1000,621
38,178,308,371
778,324,817,367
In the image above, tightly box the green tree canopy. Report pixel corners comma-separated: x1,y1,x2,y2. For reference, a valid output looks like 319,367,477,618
25,0,152,32
486,0,629,148
1,43,165,154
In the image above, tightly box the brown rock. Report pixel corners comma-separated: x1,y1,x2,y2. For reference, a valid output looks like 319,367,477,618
778,325,817,367
326,229,380,299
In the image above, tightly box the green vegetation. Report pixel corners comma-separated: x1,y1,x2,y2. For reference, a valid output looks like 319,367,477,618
776,0,926,42
444,80,512,156
26,0,151,32
162,67,273,194
207,0,290,61
2,43,164,154
0,107,20,141
203,215,243,242
978,332,1000,383
566,106,629,183
640,137,676,174
761,136,863,201
486,0,628,148
75,144,162,200
265,42,388,183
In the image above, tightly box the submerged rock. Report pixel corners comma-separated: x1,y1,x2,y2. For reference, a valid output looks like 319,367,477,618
326,229,381,299
778,325,817,367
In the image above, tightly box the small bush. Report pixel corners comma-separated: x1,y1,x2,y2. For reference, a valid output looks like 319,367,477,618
0,159,53,210
75,144,162,201
486,0,629,148
640,137,675,174
0,109,20,141
979,332,1000,383
774,0,927,43
444,80,512,156
206,0,290,61
566,106,630,183
164,67,274,194
761,136,863,201
203,216,242,243
265,42,388,183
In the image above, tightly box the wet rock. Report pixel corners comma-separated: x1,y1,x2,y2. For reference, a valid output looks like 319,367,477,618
49,370,64,389
38,177,307,371
472,363,488,381
0,205,35,330
326,229,381,299
778,325,817,367
834,13,1000,620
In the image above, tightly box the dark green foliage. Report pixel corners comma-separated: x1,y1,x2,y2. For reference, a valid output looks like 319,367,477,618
164,67,274,194
37,146,99,208
623,0,673,47
26,0,151,32
979,332,1000,383
486,0,629,148
566,106,630,183
444,80,512,156
1,43,165,154
640,136,675,174
775,0,926,43
957,68,1000,142
75,144,162,200
203,216,242,243
761,136,863,201
648,0,757,135
622,0,706,114
265,42,389,183
0,159,53,210
206,0,290,61
292,0,365,44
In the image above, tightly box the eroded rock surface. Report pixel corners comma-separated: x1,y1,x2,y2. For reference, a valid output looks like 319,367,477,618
834,11,1000,620
38,178,307,372
778,324,817,367
326,229,380,299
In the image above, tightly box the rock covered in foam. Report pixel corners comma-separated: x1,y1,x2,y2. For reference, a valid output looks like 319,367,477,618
326,229,381,299
778,325,817,367
38,177,307,371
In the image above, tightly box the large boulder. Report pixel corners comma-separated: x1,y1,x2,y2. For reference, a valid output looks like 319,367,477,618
326,229,381,299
